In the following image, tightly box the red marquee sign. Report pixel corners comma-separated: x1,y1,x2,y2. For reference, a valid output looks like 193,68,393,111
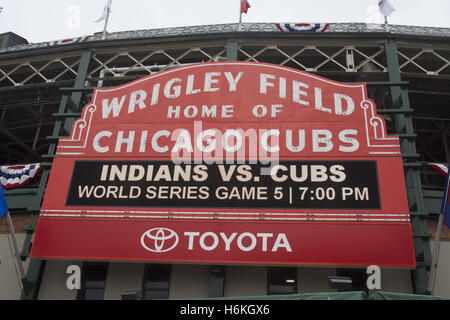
31,62,415,267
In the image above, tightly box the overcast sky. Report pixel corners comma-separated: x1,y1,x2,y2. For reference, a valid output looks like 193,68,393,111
0,0,449,43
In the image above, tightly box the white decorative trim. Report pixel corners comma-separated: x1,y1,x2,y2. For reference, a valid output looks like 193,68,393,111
369,151,401,155
40,213,409,223
56,104,96,155
40,208,410,223
361,99,400,152
41,208,409,216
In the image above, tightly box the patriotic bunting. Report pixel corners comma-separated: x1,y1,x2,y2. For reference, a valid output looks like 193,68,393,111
0,163,42,190
276,23,330,33
45,36,90,47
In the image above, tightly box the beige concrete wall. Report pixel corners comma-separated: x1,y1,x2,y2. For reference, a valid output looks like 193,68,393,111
298,267,337,293
34,263,419,299
38,260,81,300
169,264,210,299
0,234,28,300
104,263,145,300
224,266,267,297
7,239,450,299
377,269,413,294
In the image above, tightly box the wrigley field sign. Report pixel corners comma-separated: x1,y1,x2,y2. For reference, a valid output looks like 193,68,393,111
31,62,415,267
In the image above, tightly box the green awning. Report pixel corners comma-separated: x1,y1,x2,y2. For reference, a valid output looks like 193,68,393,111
202,291,449,300
369,292,449,300
202,291,368,300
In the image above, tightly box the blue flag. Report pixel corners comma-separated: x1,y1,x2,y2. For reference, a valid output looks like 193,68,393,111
428,163,450,228
0,186,8,219
443,169,450,228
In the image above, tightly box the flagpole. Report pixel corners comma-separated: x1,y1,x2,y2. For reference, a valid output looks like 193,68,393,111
5,211,26,280
102,0,111,40
239,0,242,26
428,213,444,295
384,15,389,31
427,171,450,295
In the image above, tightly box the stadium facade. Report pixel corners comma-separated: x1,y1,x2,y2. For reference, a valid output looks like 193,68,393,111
0,22,450,300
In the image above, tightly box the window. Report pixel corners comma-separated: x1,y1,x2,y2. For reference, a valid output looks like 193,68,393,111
267,267,297,295
336,269,367,292
142,264,172,300
77,263,109,300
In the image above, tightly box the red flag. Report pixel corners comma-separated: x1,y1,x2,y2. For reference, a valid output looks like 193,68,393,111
241,0,251,14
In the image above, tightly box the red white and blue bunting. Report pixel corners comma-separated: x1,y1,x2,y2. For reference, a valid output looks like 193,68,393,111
0,164,42,190
45,36,90,47
276,23,330,33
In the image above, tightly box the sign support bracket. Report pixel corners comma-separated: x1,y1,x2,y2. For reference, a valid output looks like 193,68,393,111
19,50,94,300
384,42,432,295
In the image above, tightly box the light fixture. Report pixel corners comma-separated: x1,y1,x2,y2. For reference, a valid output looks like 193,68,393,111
328,276,352,291
121,290,142,300
285,279,295,283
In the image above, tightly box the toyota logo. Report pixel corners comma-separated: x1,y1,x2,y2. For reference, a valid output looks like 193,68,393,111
141,228,179,253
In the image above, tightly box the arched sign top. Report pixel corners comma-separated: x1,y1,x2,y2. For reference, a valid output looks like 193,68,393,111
57,62,399,158
91,62,369,123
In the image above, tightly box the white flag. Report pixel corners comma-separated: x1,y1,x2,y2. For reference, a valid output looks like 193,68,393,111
379,0,395,17
95,0,112,23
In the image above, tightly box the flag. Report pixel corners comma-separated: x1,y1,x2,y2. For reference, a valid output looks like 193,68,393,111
241,0,251,14
428,163,450,228
379,0,395,17
0,165,29,281
0,163,42,190
95,0,112,23
0,184,8,219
